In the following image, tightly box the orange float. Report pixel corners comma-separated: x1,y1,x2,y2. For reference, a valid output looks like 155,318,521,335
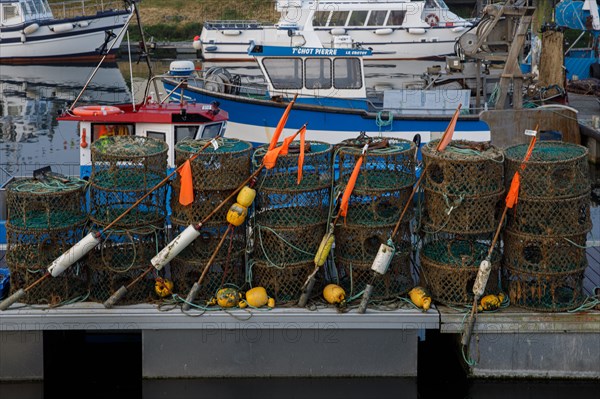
72,105,121,116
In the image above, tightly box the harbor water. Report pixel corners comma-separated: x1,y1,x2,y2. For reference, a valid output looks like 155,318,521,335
0,59,599,396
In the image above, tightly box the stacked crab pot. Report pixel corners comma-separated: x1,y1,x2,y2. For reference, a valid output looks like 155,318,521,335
503,141,591,311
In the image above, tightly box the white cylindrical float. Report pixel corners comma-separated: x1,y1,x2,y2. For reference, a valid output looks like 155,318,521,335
370,243,395,275
47,232,101,277
151,225,201,270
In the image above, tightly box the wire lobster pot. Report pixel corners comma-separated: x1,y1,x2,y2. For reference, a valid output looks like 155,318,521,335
503,141,591,312
5,177,88,304
88,136,168,304
250,141,333,303
418,140,505,305
169,138,252,301
334,138,416,300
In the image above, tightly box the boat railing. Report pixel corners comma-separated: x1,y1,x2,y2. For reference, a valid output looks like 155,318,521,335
173,72,484,116
49,0,125,19
204,20,267,30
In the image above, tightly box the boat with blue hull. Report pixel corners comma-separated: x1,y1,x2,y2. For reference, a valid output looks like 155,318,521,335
162,45,490,146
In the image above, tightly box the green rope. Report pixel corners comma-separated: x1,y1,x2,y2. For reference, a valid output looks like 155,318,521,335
376,111,394,132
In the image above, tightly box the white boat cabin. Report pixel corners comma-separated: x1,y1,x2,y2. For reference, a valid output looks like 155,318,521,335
0,0,53,26
250,44,371,107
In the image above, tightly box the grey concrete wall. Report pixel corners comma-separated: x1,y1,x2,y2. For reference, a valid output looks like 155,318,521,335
0,331,43,381
465,332,600,379
143,328,420,378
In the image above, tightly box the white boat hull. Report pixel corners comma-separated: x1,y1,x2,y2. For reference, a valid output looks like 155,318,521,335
0,11,132,63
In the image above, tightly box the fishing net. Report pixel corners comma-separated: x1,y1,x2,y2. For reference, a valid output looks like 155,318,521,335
253,141,333,191
6,177,87,230
419,237,502,306
505,141,590,199
174,138,253,191
250,260,314,305
87,223,165,304
505,266,586,312
170,253,245,302
422,140,505,196
340,187,414,226
254,222,327,265
170,221,246,261
6,225,88,305
89,136,168,227
5,177,89,305
255,188,331,227
336,138,416,190
171,187,237,226
335,239,413,300
249,142,333,303
506,192,591,236
503,229,588,273
422,188,504,235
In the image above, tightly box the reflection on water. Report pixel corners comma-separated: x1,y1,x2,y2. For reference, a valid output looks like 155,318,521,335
0,59,439,185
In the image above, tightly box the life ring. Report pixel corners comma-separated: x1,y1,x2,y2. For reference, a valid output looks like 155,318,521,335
425,14,440,27
72,105,121,117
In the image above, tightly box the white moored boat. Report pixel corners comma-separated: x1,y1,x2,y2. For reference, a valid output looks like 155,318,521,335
194,0,472,61
0,0,134,63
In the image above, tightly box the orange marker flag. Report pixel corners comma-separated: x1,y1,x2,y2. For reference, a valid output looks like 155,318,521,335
178,159,194,206
436,103,462,152
297,127,306,185
268,94,298,151
505,135,537,209
340,146,367,221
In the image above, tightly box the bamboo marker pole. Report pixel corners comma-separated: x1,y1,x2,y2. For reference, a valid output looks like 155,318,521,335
461,127,539,349
357,104,462,314
104,124,308,308
297,144,370,307
181,125,308,310
0,134,223,311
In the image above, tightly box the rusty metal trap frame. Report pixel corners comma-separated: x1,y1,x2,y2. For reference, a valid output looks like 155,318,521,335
422,140,505,196
170,253,245,302
170,220,246,260
421,188,505,235
505,191,592,236
89,136,168,227
504,141,590,199
250,260,315,304
505,265,586,312
87,222,165,304
5,177,88,230
335,236,413,300
419,236,502,306
6,225,88,305
174,137,253,191
503,228,588,274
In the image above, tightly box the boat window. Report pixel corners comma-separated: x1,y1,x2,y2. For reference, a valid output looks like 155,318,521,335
387,10,406,26
312,11,330,27
175,126,201,143
201,123,222,139
329,11,349,27
367,10,388,26
2,4,21,24
347,11,368,26
23,0,49,20
333,58,362,89
147,131,167,142
425,0,447,9
262,58,303,89
305,58,332,89
92,124,133,142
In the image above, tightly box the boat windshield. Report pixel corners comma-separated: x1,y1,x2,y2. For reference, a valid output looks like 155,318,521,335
21,0,52,21
424,0,449,9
